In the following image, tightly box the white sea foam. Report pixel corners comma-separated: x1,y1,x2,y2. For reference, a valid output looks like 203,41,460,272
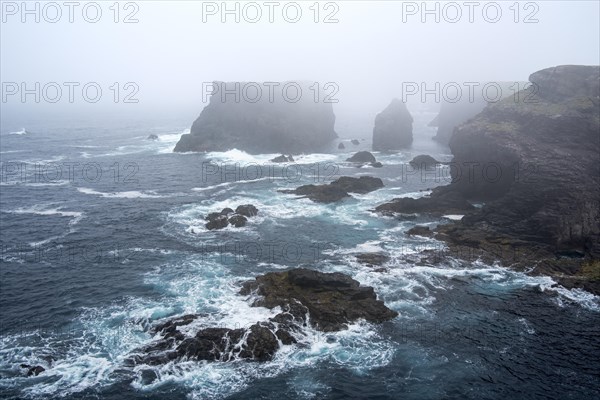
9,128,28,135
77,188,164,199
442,214,464,221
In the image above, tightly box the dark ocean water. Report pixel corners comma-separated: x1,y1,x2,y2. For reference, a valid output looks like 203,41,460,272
0,113,599,400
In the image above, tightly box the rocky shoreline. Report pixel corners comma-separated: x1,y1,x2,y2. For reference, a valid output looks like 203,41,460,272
376,65,600,294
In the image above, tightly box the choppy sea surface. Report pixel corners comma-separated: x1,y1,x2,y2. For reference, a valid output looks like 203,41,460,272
1,113,599,400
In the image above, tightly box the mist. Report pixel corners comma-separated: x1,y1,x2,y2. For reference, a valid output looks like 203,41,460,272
2,1,599,136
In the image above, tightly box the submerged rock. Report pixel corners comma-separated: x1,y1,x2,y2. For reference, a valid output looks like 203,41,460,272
351,139,360,145
129,268,396,366
280,176,384,203
372,98,413,150
147,134,159,141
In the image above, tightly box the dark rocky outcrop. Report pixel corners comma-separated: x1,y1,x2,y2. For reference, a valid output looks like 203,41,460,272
205,205,258,230
271,155,294,163
205,215,229,230
20,364,45,377
235,204,258,217
280,176,384,203
380,65,600,293
346,151,376,163
338,142,345,149
406,225,434,237
376,187,474,217
240,268,398,331
129,268,396,366
372,99,413,150
371,162,383,168
174,81,337,153
409,154,439,168
351,139,360,145
147,134,159,141
228,214,247,227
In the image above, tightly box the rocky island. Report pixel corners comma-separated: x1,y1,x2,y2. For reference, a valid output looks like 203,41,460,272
174,81,337,154
372,98,413,150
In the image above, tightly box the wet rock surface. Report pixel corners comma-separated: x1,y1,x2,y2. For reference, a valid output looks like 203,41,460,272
129,268,396,365
280,176,384,203
205,205,258,230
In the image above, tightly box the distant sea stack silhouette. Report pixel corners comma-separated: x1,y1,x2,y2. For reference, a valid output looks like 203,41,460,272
372,98,413,151
431,81,527,145
174,81,337,154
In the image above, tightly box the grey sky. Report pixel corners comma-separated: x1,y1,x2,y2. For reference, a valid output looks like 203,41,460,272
1,0,599,128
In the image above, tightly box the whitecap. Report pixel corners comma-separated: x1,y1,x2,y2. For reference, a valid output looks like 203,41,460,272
77,188,164,199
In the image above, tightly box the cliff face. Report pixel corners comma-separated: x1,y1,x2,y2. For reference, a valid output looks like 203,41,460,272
174,81,337,154
432,82,526,145
449,65,600,253
432,97,487,145
372,99,413,151
378,65,600,289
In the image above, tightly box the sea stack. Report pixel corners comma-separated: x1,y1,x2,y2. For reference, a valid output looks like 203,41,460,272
174,81,337,154
372,98,413,151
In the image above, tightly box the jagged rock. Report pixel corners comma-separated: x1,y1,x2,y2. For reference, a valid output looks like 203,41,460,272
346,151,376,163
376,187,474,217
228,214,248,228
372,98,413,150
235,204,258,217
271,155,294,163
151,314,200,335
205,215,229,230
409,154,439,168
20,364,45,377
129,269,396,366
240,268,398,331
147,134,159,140
174,81,337,153
338,142,345,149
351,139,360,145
406,225,433,237
280,176,384,203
